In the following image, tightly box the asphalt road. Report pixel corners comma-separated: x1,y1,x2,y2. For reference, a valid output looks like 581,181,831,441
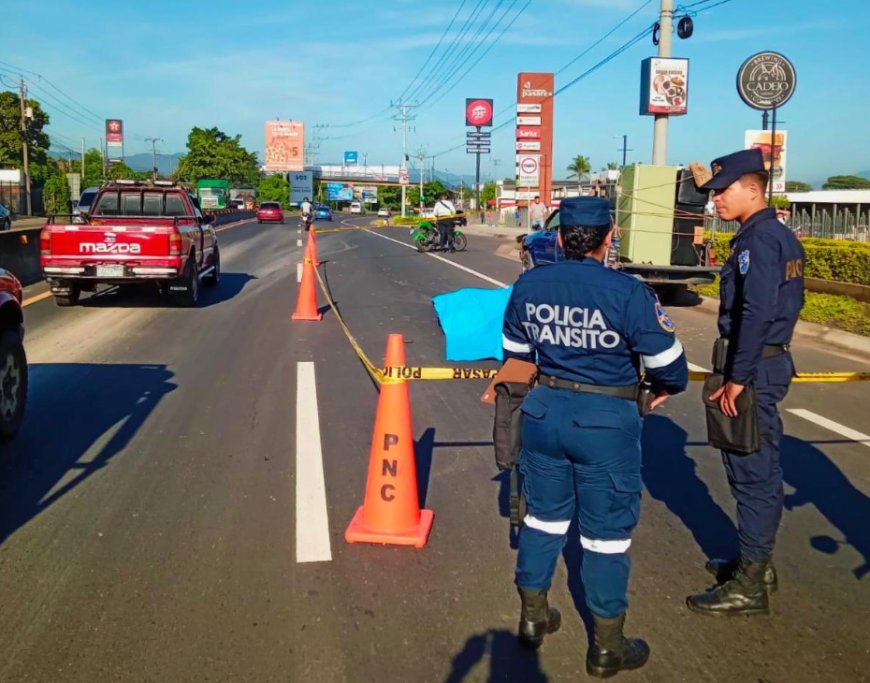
2,214,868,682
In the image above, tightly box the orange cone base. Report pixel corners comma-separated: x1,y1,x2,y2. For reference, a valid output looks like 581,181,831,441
345,506,434,548
292,310,322,321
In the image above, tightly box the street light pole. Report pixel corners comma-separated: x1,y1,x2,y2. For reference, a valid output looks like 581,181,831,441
651,0,674,165
145,137,163,182
18,79,31,216
392,101,416,218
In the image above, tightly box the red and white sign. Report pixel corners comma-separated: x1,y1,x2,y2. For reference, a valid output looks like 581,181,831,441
265,120,305,172
105,119,123,148
465,98,494,127
517,103,542,114
516,154,540,187
517,115,541,126
516,127,541,140
517,141,541,151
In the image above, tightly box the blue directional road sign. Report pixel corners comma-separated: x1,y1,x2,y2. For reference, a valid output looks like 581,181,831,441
344,151,358,165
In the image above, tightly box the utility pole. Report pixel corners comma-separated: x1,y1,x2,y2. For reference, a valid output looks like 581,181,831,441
392,101,416,217
363,152,368,179
617,135,633,168
492,158,501,183
145,137,163,182
81,137,86,187
18,79,32,216
416,147,427,209
100,138,106,179
651,0,674,165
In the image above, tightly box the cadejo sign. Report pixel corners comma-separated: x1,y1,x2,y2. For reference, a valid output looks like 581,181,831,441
737,52,797,110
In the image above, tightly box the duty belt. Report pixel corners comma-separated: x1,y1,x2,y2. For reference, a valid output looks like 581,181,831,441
761,344,790,359
538,374,639,401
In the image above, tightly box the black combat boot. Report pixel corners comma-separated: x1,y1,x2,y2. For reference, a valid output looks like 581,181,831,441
586,613,650,678
687,558,770,616
705,557,778,593
517,587,561,649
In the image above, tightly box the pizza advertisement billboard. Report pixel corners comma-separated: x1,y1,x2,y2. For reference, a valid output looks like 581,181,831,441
465,98,494,127
265,121,305,172
515,73,554,205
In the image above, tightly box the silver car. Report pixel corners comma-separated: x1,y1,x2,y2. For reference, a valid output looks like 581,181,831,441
72,187,100,218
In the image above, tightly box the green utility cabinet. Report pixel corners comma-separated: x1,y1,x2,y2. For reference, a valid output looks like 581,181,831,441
616,164,677,265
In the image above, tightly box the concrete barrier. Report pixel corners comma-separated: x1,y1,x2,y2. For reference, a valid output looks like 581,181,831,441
805,277,870,303
0,211,256,287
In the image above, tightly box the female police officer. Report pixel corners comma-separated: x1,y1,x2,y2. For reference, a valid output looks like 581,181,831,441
501,196,688,678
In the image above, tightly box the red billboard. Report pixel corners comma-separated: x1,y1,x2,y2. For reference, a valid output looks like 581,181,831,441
265,120,305,172
465,98,494,127
515,73,554,206
105,119,123,148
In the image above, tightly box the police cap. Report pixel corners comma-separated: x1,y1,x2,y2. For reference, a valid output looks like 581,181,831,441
700,149,766,191
559,196,611,228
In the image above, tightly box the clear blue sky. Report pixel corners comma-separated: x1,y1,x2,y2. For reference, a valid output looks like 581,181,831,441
4,0,868,186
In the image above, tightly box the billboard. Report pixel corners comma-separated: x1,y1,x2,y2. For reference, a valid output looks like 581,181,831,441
640,58,689,116
326,182,354,201
344,151,358,165
265,121,304,172
289,171,314,205
106,119,123,148
465,98,494,127
745,130,788,194
515,73,554,205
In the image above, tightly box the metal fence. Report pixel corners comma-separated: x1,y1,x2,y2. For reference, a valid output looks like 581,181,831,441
706,208,870,242
0,182,44,216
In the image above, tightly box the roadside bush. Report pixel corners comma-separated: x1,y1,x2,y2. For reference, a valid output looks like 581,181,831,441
708,233,870,285
43,170,71,216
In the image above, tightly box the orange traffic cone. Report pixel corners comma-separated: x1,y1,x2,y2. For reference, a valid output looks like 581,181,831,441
291,256,322,321
345,334,434,548
305,228,320,267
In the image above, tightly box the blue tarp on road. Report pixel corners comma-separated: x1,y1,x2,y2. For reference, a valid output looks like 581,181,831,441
432,286,513,362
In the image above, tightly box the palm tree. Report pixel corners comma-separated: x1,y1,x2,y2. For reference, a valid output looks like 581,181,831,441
606,162,619,170
566,155,591,180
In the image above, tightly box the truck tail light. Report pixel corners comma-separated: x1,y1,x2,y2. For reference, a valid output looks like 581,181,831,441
39,228,51,256
169,232,182,256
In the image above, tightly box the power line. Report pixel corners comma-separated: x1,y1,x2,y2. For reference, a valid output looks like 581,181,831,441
0,59,104,123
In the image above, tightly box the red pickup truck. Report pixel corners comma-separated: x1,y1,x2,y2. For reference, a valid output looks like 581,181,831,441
40,180,220,307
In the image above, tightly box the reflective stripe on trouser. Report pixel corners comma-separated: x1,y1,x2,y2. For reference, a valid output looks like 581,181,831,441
514,387,643,619
722,354,792,563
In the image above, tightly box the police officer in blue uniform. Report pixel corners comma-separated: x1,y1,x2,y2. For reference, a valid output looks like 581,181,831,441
687,149,805,616
502,197,688,678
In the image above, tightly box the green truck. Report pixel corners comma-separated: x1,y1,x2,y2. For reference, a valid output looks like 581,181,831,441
196,179,230,210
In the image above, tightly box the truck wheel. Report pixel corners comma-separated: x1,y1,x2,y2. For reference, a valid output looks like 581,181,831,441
54,285,81,307
173,258,199,307
454,233,468,252
203,245,220,287
0,328,27,440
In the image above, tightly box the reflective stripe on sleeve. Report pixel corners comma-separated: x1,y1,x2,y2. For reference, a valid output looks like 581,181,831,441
641,339,684,369
503,334,533,354
580,536,632,554
524,515,571,535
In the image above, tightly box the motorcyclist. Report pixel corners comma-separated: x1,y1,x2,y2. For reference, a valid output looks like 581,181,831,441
300,197,314,230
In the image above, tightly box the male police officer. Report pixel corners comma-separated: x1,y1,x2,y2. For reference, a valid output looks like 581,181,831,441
687,149,805,616
502,197,688,677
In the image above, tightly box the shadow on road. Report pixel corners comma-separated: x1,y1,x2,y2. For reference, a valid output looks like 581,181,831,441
641,414,737,560
76,272,256,309
0,363,176,546
443,629,549,682
782,435,870,580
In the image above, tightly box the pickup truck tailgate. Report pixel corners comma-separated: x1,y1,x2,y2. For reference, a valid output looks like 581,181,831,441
46,226,170,259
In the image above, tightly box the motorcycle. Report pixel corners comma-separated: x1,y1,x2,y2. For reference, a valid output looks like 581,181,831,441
411,220,468,253
299,213,314,231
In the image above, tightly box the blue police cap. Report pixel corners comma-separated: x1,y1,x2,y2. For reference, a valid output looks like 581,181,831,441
700,149,766,191
559,196,611,227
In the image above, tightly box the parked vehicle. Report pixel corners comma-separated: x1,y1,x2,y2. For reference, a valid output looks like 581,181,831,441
0,202,12,230
411,221,467,253
0,268,27,439
72,187,100,219
314,204,333,221
40,180,220,307
256,202,284,224
349,201,364,215
377,207,392,218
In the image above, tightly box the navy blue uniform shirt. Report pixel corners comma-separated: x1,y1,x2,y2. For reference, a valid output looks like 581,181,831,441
503,258,688,393
718,208,805,384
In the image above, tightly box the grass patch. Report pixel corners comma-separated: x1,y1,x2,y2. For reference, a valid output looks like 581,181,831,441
691,279,870,337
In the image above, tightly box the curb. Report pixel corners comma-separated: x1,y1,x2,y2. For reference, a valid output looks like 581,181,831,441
696,295,870,359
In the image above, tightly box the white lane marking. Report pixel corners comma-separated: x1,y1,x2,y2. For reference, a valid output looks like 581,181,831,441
297,229,301,235
364,229,508,288
297,238,303,247
296,362,332,562
688,362,710,372
297,262,303,283
787,409,870,449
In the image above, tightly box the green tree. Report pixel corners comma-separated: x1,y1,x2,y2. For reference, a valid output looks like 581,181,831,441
566,155,591,180
175,127,260,186
0,91,51,184
770,195,791,210
258,174,290,207
606,162,619,170
822,175,870,190
105,160,147,181
480,181,497,205
377,185,401,210
785,180,812,193
43,166,71,215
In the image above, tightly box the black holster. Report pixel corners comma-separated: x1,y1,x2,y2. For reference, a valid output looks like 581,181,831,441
703,338,761,455
493,380,533,526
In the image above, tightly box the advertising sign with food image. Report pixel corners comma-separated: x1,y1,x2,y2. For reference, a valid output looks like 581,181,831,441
640,58,689,116
744,130,788,193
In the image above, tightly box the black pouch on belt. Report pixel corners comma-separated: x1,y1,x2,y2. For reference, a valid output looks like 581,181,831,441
493,381,533,526
702,373,761,455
